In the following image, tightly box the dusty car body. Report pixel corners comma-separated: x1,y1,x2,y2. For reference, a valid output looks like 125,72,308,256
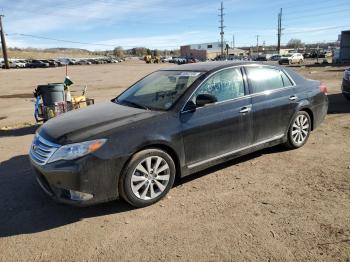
29,61,328,207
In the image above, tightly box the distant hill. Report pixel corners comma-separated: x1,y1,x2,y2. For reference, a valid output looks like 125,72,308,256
42,48,91,53
1,47,100,59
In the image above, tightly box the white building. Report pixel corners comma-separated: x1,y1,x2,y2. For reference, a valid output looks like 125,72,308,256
188,42,227,52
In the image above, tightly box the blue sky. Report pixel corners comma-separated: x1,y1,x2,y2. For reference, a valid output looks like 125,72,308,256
1,0,349,50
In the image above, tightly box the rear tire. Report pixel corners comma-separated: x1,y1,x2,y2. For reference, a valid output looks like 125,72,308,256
119,149,176,208
284,111,311,149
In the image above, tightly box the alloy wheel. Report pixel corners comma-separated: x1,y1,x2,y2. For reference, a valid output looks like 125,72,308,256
291,114,309,145
131,156,170,200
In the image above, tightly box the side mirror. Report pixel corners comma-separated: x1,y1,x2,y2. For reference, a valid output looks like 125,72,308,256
196,94,217,107
182,100,196,112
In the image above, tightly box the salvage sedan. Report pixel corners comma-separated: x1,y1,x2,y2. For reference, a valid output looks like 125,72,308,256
29,62,328,207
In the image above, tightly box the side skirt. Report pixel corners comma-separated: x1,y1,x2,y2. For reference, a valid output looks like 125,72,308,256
181,134,285,177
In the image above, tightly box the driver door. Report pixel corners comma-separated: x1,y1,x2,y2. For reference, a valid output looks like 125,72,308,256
180,67,253,167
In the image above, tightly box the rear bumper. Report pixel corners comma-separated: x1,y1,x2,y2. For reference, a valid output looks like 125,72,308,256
311,96,328,129
30,154,127,206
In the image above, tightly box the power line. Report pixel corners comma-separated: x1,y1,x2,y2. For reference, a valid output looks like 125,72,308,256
7,33,116,47
6,32,184,49
284,25,350,35
284,8,350,22
283,1,350,16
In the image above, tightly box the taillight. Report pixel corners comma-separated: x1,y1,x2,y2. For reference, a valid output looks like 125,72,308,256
319,83,328,95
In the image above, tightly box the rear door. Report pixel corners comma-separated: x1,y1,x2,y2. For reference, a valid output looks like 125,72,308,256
244,66,297,143
181,67,253,167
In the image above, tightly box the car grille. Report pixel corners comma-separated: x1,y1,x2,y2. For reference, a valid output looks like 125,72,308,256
29,134,60,165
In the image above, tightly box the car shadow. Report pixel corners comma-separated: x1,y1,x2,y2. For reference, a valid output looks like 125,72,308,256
328,93,350,114
0,145,287,237
0,154,133,237
175,145,286,187
0,125,39,137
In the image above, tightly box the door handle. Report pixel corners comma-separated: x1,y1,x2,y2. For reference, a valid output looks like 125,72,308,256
240,106,251,114
289,95,298,101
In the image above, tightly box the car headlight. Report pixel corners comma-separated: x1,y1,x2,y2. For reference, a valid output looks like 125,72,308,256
48,139,107,163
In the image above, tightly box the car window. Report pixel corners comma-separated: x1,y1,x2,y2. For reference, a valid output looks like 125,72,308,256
193,67,245,103
117,70,203,110
246,67,284,93
281,71,293,87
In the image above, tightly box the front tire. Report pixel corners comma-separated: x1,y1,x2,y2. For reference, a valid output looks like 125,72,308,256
119,149,176,208
285,111,311,149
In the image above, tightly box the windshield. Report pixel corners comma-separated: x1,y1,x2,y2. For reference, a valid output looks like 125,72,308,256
116,70,203,110
284,54,292,57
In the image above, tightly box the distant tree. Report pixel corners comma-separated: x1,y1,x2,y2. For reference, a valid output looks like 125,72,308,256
146,49,152,55
113,46,124,57
287,38,304,49
153,49,159,56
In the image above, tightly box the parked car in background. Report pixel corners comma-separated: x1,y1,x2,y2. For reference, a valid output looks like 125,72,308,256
30,61,328,208
27,60,50,68
303,52,312,58
76,59,92,65
161,56,173,63
68,59,78,65
14,60,27,68
53,59,64,67
342,68,350,101
254,55,267,61
87,59,98,64
2,61,20,69
279,53,304,65
270,55,281,61
41,60,58,67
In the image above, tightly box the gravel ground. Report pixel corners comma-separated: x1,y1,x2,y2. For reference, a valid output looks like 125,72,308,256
0,61,349,261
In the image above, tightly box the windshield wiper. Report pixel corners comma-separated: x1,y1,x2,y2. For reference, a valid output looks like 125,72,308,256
117,99,150,110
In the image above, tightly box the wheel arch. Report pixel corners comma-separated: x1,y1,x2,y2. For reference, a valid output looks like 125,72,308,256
121,142,182,182
294,98,315,131
298,107,314,130
138,143,182,180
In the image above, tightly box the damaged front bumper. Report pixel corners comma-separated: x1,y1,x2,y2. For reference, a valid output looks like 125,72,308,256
30,154,126,207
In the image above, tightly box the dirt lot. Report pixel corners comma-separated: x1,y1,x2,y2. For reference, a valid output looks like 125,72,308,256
0,61,349,261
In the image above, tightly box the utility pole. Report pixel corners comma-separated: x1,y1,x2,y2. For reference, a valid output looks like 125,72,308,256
218,1,225,58
232,34,235,49
256,35,259,54
0,15,9,69
277,8,283,54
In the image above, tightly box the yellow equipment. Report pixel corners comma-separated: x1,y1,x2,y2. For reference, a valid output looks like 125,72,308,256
144,55,160,64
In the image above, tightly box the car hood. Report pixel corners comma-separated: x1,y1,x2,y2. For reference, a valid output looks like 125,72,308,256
40,102,162,144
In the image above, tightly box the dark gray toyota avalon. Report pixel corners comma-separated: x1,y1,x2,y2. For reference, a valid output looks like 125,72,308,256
29,62,328,207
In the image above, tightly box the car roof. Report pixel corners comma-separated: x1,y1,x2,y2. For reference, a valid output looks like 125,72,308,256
163,61,266,72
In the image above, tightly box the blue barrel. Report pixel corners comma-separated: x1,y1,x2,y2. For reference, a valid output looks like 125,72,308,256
38,83,65,106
